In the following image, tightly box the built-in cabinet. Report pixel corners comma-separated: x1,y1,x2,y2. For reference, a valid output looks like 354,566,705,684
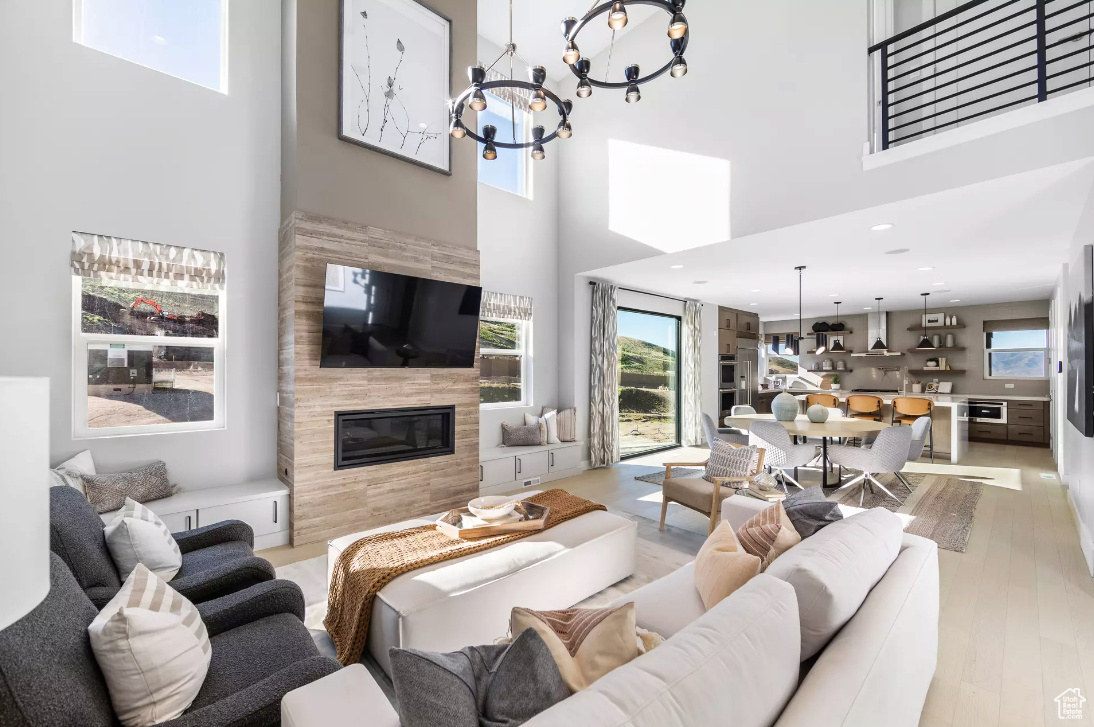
968,400,1048,446
479,441,584,496
718,307,760,355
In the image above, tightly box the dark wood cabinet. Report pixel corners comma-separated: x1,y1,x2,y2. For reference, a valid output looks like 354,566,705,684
968,400,1048,446
969,422,1007,441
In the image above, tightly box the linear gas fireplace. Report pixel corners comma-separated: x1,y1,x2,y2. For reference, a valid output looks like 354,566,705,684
334,405,456,470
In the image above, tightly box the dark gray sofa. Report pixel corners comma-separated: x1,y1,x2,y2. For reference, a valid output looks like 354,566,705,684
0,553,340,727
49,485,276,609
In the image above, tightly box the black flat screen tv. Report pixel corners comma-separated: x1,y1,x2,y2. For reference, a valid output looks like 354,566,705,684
320,265,482,368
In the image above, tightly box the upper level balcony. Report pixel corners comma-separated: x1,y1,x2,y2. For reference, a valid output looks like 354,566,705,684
868,0,1093,153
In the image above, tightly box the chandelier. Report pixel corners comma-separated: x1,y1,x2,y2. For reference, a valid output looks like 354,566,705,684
450,0,572,161
562,0,689,103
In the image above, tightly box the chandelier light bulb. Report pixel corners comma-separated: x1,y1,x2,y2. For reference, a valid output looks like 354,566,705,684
530,89,547,112
625,84,641,103
531,143,545,160
482,142,497,161
576,78,592,98
557,120,573,138
608,2,628,30
469,88,487,112
563,40,580,65
668,12,688,39
449,120,465,139
670,56,687,78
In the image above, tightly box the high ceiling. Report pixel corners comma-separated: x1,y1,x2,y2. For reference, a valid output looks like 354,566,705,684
478,0,660,80
585,159,1094,321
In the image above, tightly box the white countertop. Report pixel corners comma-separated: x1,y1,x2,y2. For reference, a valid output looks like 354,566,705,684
788,392,1049,405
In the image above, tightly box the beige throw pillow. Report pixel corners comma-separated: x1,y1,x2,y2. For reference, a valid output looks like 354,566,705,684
511,603,638,691
104,498,183,581
693,521,762,610
82,461,175,514
737,502,802,570
88,564,211,727
48,449,96,495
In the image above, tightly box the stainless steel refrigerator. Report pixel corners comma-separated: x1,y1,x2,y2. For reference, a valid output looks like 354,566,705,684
719,341,760,418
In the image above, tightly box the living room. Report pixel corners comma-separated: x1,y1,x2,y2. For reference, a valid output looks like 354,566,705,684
3,0,1094,726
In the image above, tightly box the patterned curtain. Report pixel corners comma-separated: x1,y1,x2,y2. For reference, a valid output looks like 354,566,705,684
589,282,620,468
480,290,533,321
682,300,704,446
71,232,226,291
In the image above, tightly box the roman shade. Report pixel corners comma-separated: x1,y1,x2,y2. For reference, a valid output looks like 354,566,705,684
71,232,226,292
481,290,533,321
982,317,1049,332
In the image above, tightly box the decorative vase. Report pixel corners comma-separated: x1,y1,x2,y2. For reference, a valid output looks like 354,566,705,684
912,383,923,393
807,404,830,423
831,383,841,390
932,334,942,347
945,333,955,347
772,391,800,421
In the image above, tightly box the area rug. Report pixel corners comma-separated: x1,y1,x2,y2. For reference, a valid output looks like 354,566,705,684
829,472,982,553
634,467,703,484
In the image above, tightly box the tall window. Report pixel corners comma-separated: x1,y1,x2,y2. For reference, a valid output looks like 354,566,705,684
618,308,680,458
984,323,1049,379
479,291,533,408
766,338,799,376
73,0,228,93
72,233,226,437
477,91,529,198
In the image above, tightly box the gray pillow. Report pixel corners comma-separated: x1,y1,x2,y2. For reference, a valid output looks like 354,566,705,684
783,485,843,538
389,629,570,727
81,461,175,514
502,422,544,447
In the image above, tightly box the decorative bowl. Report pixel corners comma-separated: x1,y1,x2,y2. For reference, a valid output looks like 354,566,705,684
468,496,517,520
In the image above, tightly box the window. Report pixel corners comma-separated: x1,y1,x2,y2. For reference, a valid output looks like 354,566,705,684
479,318,531,407
72,233,226,437
766,340,799,376
984,327,1049,379
477,92,529,198
618,308,681,458
73,0,228,93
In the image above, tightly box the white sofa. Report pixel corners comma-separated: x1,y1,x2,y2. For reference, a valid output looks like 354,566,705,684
287,510,939,727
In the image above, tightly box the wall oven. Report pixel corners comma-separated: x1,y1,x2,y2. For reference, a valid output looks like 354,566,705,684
719,355,737,389
967,400,1007,424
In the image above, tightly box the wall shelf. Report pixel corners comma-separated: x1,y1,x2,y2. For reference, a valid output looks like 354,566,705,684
805,350,854,355
908,369,966,374
805,368,853,373
907,324,966,331
907,347,966,352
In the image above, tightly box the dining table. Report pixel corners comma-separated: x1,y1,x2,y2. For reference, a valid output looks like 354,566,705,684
723,413,891,487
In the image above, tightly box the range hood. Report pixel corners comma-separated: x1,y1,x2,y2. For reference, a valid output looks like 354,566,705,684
851,310,904,357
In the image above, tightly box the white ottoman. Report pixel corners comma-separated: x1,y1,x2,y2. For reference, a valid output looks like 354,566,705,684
327,498,637,676
720,492,770,529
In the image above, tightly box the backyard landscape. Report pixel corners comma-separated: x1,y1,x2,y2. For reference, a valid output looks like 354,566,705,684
618,316,679,456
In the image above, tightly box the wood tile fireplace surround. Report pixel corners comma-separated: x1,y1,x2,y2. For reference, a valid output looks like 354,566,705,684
278,212,480,545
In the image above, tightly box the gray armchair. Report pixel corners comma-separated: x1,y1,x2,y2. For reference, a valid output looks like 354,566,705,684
49,485,276,609
701,413,748,447
0,553,340,727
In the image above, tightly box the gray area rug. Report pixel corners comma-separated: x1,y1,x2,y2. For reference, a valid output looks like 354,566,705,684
634,467,703,484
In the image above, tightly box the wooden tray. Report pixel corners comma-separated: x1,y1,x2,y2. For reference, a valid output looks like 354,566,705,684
435,501,551,540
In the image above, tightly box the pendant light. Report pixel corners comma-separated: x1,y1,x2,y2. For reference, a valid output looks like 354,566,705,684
771,334,781,354
870,297,888,351
829,302,846,352
815,332,828,355
792,266,806,356
917,293,935,349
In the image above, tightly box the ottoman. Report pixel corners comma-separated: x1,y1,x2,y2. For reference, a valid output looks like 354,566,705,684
327,495,637,675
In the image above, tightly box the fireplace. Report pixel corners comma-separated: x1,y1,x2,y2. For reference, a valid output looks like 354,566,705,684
334,405,456,470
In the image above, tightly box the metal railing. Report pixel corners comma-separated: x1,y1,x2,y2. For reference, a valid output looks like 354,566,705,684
868,0,1093,151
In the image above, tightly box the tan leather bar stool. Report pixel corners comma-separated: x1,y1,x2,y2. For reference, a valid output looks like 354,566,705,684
892,396,934,462
806,393,840,408
845,394,884,421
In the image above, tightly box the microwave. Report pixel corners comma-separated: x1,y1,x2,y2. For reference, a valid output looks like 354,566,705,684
968,400,1007,424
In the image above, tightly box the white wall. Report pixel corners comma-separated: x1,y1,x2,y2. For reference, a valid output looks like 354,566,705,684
1057,180,1094,576
0,1,282,490
477,38,561,447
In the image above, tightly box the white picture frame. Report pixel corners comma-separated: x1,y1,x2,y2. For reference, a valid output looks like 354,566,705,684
923,312,945,327
339,0,452,175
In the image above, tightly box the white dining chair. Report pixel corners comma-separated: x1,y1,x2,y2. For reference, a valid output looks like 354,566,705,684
827,426,913,505
702,413,748,446
749,420,815,491
893,416,932,493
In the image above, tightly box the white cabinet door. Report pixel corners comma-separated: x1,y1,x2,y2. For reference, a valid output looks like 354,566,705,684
480,457,516,489
548,445,581,472
199,495,288,537
160,510,197,534
515,451,549,479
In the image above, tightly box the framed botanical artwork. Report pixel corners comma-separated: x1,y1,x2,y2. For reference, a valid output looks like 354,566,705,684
339,0,452,175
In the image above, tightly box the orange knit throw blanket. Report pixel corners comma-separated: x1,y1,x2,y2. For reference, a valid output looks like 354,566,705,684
324,489,607,665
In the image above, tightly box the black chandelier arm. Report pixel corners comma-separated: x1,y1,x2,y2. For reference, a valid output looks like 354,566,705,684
565,0,688,88
451,80,569,148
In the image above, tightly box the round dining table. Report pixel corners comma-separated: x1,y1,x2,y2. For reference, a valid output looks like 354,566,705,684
723,413,890,487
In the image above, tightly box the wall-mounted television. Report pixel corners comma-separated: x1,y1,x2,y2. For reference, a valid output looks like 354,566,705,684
320,264,482,368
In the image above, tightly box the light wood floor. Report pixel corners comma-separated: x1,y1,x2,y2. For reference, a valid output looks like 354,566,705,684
261,441,1093,726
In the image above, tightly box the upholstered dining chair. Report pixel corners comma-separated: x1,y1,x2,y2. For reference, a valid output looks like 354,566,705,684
827,425,913,505
659,444,766,534
845,394,884,421
749,420,816,492
806,393,840,408
892,397,934,462
731,405,757,415
702,412,748,446
894,415,933,493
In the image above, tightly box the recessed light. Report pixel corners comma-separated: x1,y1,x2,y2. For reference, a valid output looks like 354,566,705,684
917,266,934,271
829,293,839,297
885,248,910,255
863,307,872,310
693,280,708,285
749,303,758,306
871,223,894,231
750,288,760,292
949,299,961,303
151,35,168,45
933,282,946,286
670,264,684,269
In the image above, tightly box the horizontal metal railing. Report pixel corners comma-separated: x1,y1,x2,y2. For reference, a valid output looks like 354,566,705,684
869,0,1093,150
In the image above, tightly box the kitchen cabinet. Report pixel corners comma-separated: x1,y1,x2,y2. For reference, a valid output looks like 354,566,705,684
736,311,760,336
718,328,738,355
969,422,1007,441
968,400,1047,446
719,309,737,331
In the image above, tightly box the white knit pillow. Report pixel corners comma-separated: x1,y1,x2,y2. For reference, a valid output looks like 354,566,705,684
104,498,183,581
89,564,211,727
704,441,757,483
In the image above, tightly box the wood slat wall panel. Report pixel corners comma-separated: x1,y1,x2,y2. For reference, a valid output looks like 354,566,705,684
278,211,481,545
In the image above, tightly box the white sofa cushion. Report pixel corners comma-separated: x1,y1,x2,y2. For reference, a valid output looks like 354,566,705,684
525,575,800,727
765,507,903,660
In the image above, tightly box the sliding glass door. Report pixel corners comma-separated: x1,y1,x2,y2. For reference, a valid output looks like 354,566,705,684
618,308,681,458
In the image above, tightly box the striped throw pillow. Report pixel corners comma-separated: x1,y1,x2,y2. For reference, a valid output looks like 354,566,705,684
89,564,211,727
547,407,577,442
737,502,802,570
703,441,757,483
104,498,183,581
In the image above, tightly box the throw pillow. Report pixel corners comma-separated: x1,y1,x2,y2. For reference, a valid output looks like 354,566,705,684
88,564,211,727
525,410,561,444
502,422,544,447
82,461,175,514
703,440,757,484
765,508,903,660
389,629,570,727
782,485,844,538
693,521,761,610
510,603,638,691
104,498,183,581
554,407,577,442
48,449,96,496
737,502,802,570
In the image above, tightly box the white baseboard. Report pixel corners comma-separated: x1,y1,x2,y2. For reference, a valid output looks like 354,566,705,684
1066,489,1094,578
254,530,290,550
